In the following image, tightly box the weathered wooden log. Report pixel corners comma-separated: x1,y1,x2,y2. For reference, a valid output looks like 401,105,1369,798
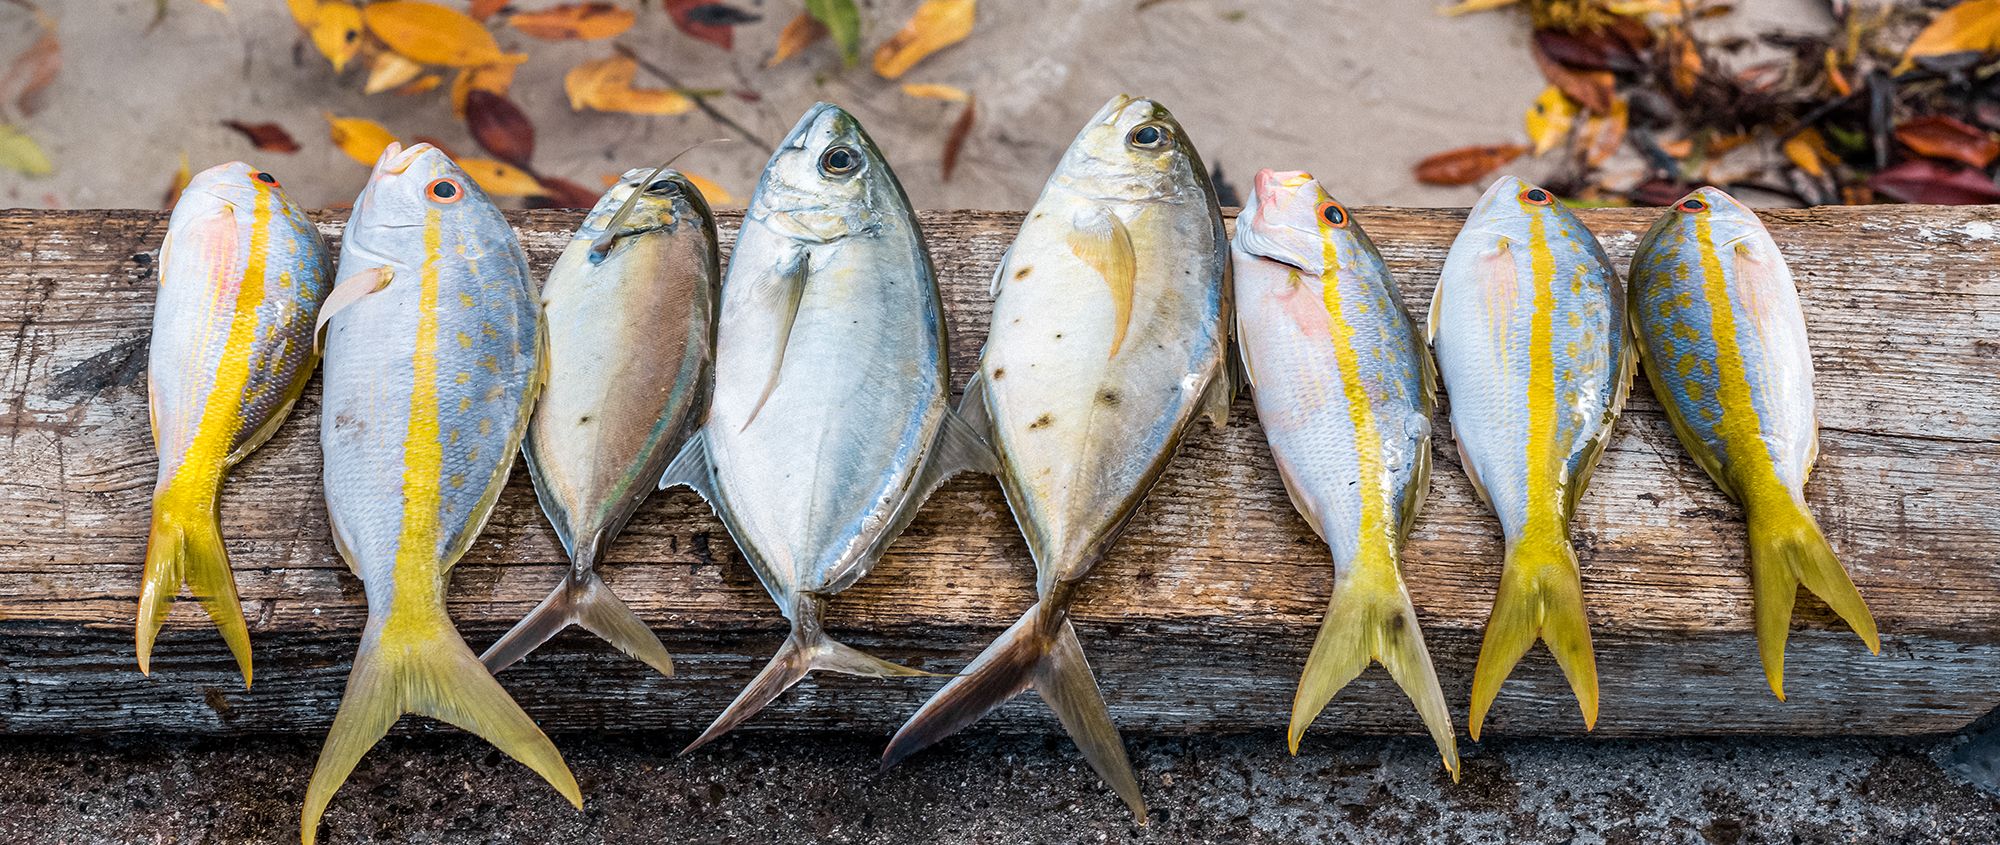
0,205,1994,739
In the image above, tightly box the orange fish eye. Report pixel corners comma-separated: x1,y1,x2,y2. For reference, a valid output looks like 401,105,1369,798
1676,196,1708,213
1316,199,1349,228
1519,187,1554,206
426,178,464,204
252,170,280,187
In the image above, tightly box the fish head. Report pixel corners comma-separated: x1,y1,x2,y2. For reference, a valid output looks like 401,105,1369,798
1054,94,1205,204
1644,185,1767,252
1462,174,1581,243
344,142,508,270
585,167,714,239
748,102,895,243
1235,169,1378,275
176,161,298,216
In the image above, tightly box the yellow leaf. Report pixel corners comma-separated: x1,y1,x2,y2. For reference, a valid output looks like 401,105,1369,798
872,0,975,80
199,0,228,11
564,56,694,115
901,82,969,102
1525,85,1577,156
1782,128,1833,178
450,63,516,119
287,0,321,27
163,151,192,209
1901,0,2000,72
0,123,52,177
508,3,635,40
396,73,444,95
308,2,363,72
1439,0,1520,15
460,158,544,197
363,1,527,68
767,12,827,68
365,51,425,95
682,171,736,206
325,112,397,166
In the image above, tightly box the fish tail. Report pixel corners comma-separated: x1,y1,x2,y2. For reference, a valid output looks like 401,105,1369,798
682,606,930,755
302,613,580,845
1288,556,1459,780
1468,533,1597,740
480,566,676,679
882,602,1147,823
1745,495,1879,700
136,486,252,687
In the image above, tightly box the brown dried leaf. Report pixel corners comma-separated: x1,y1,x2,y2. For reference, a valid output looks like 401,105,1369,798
222,120,302,153
1531,36,1613,114
508,3,635,40
450,63,516,120
465,89,535,169
665,0,755,51
1412,143,1527,186
526,175,601,209
1580,97,1627,167
470,0,508,22
2,29,59,118
941,96,976,182
1894,115,2000,169
766,12,827,67
1869,158,2000,204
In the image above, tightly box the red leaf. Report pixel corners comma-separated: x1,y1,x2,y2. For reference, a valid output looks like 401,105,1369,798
664,0,740,50
1533,28,1641,73
1531,37,1614,114
1628,179,1693,207
1412,144,1527,186
470,0,509,22
526,175,600,209
942,96,975,182
464,89,536,170
222,120,302,153
1869,159,2000,205
1893,115,2000,169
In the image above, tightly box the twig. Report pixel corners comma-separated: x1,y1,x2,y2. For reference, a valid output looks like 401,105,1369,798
613,43,768,150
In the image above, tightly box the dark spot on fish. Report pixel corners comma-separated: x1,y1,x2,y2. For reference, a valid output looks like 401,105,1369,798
1014,266,1032,280
1033,212,1045,220
991,368,1005,380
1097,389,1119,405
1054,333,1063,340
334,412,365,432
579,415,592,425
49,336,149,400
1029,414,1054,430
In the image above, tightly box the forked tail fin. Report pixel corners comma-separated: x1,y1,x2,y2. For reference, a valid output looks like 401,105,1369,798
882,603,1147,822
1746,496,1879,700
301,616,581,845
1468,533,1597,740
136,492,253,686
1289,561,1459,779
480,568,676,678
681,613,932,755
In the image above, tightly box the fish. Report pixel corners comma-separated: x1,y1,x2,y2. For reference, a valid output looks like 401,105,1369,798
140,161,332,685
881,94,1232,821
304,142,574,844
660,102,997,752
478,167,722,678
1230,169,1457,777
1427,175,1632,739
1627,186,1877,698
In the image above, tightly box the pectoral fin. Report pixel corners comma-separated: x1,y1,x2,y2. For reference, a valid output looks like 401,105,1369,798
313,266,394,353
741,248,809,431
659,428,716,505
1068,209,1136,358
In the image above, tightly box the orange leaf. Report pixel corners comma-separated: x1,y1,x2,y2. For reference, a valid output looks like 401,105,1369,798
1901,0,2000,72
1782,128,1835,178
363,1,526,67
564,55,695,115
902,82,969,102
325,112,397,166
682,171,737,206
1894,114,2000,168
1413,144,1527,186
450,63,516,119
2,28,59,118
469,0,508,22
307,1,363,72
508,3,636,40
767,12,827,67
396,73,444,95
873,0,975,79
460,158,545,197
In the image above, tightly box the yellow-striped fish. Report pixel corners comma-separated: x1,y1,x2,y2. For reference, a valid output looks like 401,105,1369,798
1428,176,1632,738
304,143,572,844
142,161,331,685
1628,187,1877,698
1232,170,1456,777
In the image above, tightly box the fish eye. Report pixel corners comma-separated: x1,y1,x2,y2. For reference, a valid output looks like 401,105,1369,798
1677,196,1708,213
820,145,859,176
1519,187,1554,206
426,177,464,204
1127,123,1170,150
253,171,279,187
646,178,680,194
1316,199,1349,228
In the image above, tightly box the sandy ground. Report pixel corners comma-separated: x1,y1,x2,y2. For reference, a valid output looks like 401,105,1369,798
3,0,1831,211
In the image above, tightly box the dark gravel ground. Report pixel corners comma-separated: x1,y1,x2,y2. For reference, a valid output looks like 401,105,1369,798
2,722,1996,845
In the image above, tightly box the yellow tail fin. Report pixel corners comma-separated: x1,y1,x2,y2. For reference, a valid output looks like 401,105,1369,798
136,494,252,686
301,614,581,845
1746,497,1879,700
1289,560,1459,779
1468,534,1597,740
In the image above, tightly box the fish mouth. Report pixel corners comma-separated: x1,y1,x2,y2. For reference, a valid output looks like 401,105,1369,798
782,102,848,150
378,141,438,175
1253,169,1314,209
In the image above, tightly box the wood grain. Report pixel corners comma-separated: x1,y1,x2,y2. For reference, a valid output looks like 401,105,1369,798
0,205,1994,739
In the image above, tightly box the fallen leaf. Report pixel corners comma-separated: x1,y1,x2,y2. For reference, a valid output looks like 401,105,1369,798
325,112,397,165
1525,86,1577,156
1869,158,2000,204
1781,128,1834,178
1438,0,1519,14
508,3,634,40
1901,0,2000,73
1530,35,1612,114
1580,97,1628,167
364,1,527,67
1894,114,2000,169
1665,29,1702,97
459,157,544,196
564,55,695,115
1413,143,1526,185
873,0,975,80
902,82,969,102
162,151,191,209
223,120,302,153
1628,179,1691,207
0,123,52,177
2,29,59,118
942,96,975,181
287,0,321,27
807,0,862,66
766,12,827,67
396,73,443,95
664,0,758,50
527,175,600,208
365,50,425,94
682,170,736,205
1533,28,1641,73
307,1,364,72
1657,136,1694,159
450,63,516,119
469,0,507,22
1823,46,1851,97
465,89,536,169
